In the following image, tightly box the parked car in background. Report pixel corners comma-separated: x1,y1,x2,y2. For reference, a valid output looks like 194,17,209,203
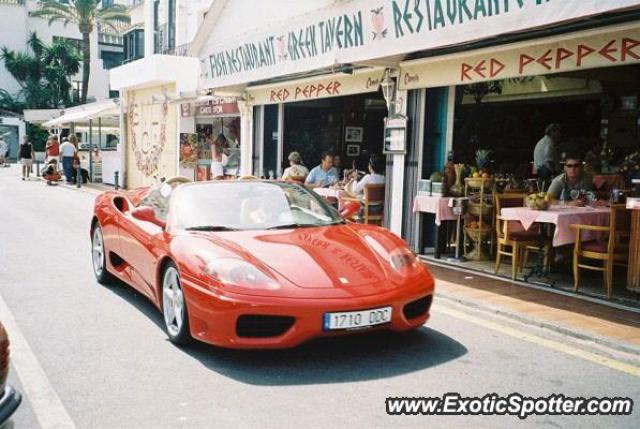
0,322,21,428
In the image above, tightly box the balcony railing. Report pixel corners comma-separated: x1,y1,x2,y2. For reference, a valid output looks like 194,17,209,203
0,0,25,5
154,23,193,57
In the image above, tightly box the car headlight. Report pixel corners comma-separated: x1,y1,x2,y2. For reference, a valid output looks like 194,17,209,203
205,258,279,290
364,235,421,277
389,249,421,276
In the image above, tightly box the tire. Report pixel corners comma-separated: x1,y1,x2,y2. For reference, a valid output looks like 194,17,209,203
161,262,191,345
91,224,115,285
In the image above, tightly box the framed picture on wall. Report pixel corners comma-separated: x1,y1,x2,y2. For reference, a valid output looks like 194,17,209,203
345,126,364,143
346,144,360,157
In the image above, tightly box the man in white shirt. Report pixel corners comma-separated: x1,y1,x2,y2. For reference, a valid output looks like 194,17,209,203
59,138,77,183
533,123,561,182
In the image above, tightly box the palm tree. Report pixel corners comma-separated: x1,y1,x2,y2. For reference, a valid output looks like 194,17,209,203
30,0,130,104
1,32,80,108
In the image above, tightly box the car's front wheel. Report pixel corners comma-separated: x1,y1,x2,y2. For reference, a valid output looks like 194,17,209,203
91,224,114,285
162,263,191,345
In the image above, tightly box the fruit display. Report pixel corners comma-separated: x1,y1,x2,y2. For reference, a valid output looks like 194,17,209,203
526,192,550,210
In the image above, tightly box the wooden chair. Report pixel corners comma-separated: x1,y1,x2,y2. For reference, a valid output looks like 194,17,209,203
494,193,544,279
570,204,630,299
342,184,385,225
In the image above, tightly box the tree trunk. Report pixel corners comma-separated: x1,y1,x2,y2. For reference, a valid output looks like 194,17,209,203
81,30,90,104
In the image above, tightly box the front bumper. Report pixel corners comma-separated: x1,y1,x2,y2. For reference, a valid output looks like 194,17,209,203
0,385,21,427
182,277,434,349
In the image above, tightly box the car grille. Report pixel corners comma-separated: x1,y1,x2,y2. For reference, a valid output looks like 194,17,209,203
236,315,296,338
403,295,433,320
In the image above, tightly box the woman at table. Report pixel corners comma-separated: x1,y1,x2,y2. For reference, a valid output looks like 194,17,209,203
547,152,593,206
345,154,385,198
281,151,309,183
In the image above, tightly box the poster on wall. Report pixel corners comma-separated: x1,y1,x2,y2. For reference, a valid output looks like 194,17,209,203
179,133,198,167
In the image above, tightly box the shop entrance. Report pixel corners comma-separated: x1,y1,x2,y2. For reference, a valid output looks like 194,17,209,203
194,116,241,181
423,64,640,304
282,92,387,180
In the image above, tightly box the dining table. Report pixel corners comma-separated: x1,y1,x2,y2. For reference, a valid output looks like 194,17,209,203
412,195,459,258
500,205,610,248
313,186,348,210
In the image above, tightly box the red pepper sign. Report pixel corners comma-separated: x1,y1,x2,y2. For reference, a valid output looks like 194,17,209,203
400,27,640,90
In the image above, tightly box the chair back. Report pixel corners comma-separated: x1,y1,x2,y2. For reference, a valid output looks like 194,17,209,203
608,204,631,254
363,184,385,225
494,193,526,240
364,184,385,205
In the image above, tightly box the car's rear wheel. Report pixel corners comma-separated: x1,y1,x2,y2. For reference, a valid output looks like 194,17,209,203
92,224,114,285
162,263,191,345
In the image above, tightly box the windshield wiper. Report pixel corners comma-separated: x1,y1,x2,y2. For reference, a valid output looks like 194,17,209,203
186,225,239,232
265,223,315,230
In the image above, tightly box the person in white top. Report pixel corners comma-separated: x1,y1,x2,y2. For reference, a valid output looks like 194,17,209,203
210,134,228,180
346,154,385,197
59,137,77,183
281,151,309,182
533,123,561,181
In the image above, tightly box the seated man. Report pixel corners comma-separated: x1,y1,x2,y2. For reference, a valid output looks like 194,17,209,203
304,151,339,188
547,152,593,206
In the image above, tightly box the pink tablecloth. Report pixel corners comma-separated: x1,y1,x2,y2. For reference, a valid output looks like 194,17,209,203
314,187,348,210
501,205,610,247
413,195,457,226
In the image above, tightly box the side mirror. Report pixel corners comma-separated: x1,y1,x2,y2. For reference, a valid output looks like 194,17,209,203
131,206,166,228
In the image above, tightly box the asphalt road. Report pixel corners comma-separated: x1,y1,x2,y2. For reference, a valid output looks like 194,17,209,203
0,166,638,429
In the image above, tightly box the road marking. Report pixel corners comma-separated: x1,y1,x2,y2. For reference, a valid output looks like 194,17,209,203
439,306,640,378
0,294,76,429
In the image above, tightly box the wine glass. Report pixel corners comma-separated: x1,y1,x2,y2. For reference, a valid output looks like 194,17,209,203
569,189,580,201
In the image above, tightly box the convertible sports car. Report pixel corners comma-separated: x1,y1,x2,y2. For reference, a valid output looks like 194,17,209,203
90,179,435,349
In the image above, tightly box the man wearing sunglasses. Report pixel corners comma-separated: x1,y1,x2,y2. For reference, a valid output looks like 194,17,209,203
547,153,593,206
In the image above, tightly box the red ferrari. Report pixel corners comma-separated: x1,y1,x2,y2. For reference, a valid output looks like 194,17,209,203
90,179,435,349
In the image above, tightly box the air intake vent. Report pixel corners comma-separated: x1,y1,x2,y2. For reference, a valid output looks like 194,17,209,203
403,296,432,320
236,315,295,338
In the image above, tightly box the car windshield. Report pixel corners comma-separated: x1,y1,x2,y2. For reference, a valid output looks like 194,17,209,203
171,181,343,231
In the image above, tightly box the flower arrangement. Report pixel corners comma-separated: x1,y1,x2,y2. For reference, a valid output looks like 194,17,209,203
620,151,640,175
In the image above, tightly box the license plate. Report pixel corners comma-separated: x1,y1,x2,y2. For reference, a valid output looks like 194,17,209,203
323,306,392,330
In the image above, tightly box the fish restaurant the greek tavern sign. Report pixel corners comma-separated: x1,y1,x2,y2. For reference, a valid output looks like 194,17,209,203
198,0,640,89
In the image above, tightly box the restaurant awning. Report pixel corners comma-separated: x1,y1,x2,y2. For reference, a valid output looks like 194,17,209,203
42,99,119,128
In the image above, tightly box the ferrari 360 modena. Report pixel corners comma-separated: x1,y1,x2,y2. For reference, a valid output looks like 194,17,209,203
90,179,435,349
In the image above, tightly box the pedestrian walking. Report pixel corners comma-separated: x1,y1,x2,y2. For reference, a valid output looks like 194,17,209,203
19,136,34,180
59,137,77,183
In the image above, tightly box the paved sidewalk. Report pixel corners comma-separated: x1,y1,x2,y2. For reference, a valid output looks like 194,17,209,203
427,263,640,354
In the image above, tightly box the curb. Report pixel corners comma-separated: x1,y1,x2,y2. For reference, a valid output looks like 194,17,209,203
435,290,640,357
37,177,105,196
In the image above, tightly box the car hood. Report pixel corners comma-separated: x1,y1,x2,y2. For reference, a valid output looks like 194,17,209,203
192,225,391,290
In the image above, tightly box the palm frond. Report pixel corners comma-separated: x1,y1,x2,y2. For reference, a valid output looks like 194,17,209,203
30,1,77,23
27,32,45,58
